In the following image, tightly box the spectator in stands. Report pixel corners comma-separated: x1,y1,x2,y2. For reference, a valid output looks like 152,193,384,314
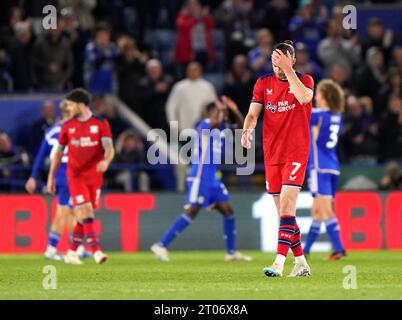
329,64,352,94
294,41,323,83
115,129,146,164
379,95,402,162
248,28,273,77
288,1,326,61
166,61,216,133
137,59,173,133
340,96,379,164
223,54,254,116
391,46,402,72
260,0,292,42
375,68,402,116
116,35,146,112
361,18,394,63
356,47,387,100
0,6,25,50
166,61,216,192
317,19,360,78
60,6,90,88
217,0,254,70
174,0,216,73
114,129,149,192
380,161,402,190
30,101,56,155
59,0,97,32
0,130,30,191
0,49,12,91
84,22,118,94
32,19,73,90
331,4,356,41
23,0,58,36
92,94,128,138
8,21,35,90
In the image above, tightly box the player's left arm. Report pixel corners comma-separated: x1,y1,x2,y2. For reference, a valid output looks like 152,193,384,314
97,120,115,173
273,50,314,105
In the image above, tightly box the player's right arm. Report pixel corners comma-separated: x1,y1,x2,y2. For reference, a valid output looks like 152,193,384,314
242,78,263,149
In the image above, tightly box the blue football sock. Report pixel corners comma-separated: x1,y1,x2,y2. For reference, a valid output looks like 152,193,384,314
325,217,344,253
159,213,192,248
222,214,236,254
48,232,60,248
303,220,321,254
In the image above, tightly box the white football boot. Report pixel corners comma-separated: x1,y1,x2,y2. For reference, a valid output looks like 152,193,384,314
150,243,170,262
263,263,284,277
64,249,84,265
225,251,253,261
288,262,311,277
44,245,63,261
94,250,108,264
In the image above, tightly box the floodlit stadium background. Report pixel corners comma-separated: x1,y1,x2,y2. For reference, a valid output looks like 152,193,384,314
0,0,401,253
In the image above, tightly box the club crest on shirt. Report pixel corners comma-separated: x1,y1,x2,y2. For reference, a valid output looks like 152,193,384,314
90,125,99,134
266,101,277,113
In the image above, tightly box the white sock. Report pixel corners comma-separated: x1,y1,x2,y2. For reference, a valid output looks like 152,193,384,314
295,255,307,264
274,254,286,268
46,245,56,252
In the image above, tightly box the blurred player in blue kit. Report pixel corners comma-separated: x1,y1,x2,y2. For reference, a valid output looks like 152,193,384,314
151,96,252,262
304,79,347,260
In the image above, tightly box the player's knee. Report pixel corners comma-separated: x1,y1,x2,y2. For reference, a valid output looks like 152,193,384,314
322,209,334,220
75,204,93,220
184,206,199,219
220,209,233,217
279,200,296,215
312,211,322,221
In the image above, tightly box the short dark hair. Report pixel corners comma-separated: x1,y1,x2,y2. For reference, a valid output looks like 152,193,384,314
205,102,218,114
368,17,383,27
274,40,295,58
95,21,111,34
65,88,91,105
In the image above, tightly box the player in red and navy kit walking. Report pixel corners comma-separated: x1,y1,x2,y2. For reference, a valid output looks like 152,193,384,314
242,40,314,277
47,88,115,265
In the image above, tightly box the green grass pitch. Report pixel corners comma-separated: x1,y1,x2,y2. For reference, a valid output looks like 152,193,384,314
0,251,401,300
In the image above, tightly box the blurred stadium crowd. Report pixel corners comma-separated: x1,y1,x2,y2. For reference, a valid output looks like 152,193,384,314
0,0,401,191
